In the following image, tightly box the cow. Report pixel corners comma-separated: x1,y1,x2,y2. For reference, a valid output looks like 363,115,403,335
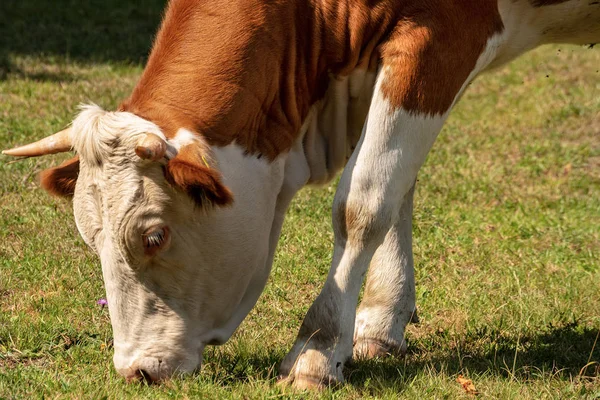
3,0,599,390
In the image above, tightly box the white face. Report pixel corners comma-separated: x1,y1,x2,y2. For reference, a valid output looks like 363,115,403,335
69,108,285,382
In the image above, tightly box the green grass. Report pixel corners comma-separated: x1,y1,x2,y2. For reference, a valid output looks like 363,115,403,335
1,2,599,398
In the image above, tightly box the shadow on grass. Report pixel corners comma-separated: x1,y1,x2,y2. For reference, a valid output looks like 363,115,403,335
0,0,167,80
346,320,600,389
199,348,284,386
198,321,599,391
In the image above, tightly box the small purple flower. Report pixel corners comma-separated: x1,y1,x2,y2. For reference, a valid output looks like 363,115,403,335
97,298,108,307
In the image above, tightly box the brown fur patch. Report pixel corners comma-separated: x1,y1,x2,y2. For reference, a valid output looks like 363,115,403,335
381,0,504,115
39,156,80,198
119,0,397,160
334,202,349,242
117,0,510,153
335,200,390,245
164,145,233,208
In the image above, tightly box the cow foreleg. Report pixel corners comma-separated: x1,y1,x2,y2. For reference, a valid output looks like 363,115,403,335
353,182,416,360
278,12,499,384
279,68,449,389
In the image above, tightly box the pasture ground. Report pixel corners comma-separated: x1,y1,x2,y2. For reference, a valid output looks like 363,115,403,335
0,2,599,398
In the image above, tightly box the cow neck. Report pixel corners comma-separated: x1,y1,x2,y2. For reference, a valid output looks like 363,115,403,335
119,0,400,161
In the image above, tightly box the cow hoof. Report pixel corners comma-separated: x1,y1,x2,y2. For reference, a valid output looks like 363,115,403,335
353,338,407,360
278,346,344,391
277,373,338,391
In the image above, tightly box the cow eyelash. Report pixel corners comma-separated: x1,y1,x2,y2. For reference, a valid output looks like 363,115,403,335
143,228,166,249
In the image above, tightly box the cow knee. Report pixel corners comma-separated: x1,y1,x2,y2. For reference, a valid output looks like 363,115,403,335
333,199,394,247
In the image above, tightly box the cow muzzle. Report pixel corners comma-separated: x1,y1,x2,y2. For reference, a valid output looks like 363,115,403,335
115,351,203,384
122,357,164,384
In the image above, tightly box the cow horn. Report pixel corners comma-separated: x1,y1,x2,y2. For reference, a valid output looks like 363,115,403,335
2,127,73,157
135,133,167,161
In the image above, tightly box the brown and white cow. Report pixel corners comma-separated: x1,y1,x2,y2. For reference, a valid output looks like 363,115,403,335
4,0,599,389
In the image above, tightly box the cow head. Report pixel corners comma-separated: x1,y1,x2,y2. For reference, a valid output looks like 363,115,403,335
4,104,285,382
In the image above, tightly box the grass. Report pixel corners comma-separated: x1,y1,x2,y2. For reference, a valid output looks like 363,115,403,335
1,2,599,398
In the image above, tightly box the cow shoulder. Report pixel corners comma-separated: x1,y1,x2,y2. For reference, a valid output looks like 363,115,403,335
380,0,504,115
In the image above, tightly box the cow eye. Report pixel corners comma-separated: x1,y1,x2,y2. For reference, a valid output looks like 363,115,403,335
142,226,170,255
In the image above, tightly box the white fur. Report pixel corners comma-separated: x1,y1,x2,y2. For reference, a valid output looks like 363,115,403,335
195,143,288,344
71,105,289,380
491,0,600,68
171,128,197,151
72,104,166,165
72,108,204,166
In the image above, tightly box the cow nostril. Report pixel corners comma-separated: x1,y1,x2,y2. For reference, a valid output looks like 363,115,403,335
127,368,158,384
138,369,154,384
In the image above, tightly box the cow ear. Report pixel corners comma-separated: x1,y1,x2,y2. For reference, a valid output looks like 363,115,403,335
164,146,233,208
39,156,80,198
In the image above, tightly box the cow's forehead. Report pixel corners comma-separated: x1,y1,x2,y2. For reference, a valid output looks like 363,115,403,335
71,104,165,166
72,105,209,168
70,108,171,226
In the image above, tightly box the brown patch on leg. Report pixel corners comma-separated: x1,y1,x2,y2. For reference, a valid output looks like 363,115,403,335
334,200,391,246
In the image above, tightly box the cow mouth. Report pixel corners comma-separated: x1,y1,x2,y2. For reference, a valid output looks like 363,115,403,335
116,345,204,384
